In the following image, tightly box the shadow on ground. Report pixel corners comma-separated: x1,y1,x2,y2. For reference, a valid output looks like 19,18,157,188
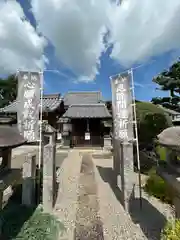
129,196,166,239
53,152,68,206
96,166,124,206
96,165,166,240
92,153,112,159
1,187,36,240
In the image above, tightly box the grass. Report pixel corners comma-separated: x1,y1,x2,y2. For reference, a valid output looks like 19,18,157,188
144,168,172,205
1,204,66,240
161,219,180,240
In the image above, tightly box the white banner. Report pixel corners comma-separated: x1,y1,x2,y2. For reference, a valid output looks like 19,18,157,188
17,71,41,142
111,71,134,141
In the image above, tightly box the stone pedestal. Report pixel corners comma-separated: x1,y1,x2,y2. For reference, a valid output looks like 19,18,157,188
157,165,180,219
43,143,56,212
22,154,36,206
104,137,112,149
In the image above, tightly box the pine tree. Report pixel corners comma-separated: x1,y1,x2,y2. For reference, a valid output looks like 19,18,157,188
0,74,17,108
152,60,180,111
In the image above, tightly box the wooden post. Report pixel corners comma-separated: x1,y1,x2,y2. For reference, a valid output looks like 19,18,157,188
22,154,36,206
119,142,135,211
42,143,56,212
1,148,12,170
0,192,3,210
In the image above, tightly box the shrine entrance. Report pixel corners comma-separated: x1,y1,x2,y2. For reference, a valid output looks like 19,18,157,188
71,118,104,147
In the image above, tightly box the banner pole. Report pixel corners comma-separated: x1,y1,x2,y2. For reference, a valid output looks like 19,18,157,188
130,68,142,209
37,70,43,204
38,71,43,169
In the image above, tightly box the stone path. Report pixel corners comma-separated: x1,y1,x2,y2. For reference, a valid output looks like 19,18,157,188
74,154,104,239
54,149,174,240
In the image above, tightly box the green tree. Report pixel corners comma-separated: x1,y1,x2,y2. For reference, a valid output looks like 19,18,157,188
152,60,180,110
153,60,180,97
0,74,17,108
136,102,172,148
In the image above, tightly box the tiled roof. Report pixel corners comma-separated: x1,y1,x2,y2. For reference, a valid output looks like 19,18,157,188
62,104,111,118
63,91,102,106
0,94,62,113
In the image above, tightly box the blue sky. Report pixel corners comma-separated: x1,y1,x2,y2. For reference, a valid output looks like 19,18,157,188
43,49,180,101
2,0,180,101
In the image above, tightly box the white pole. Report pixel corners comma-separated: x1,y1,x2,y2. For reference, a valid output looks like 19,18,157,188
130,68,142,209
38,71,43,169
37,70,43,204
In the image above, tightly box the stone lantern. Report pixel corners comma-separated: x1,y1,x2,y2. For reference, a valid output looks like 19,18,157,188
0,117,26,209
0,117,26,171
157,126,180,218
41,121,57,146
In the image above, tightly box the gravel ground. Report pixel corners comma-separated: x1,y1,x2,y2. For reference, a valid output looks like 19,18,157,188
93,155,175,240
53,149,175,240
54,150,82,240
74,154,104,240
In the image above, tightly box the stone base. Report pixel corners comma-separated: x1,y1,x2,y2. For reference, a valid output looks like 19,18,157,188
115,141,135,212
104,137,112,149
117,174,135,212
157,166,180,219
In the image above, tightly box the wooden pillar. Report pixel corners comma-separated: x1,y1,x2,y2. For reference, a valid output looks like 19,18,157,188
118,142,135,211
22,154,36,206
87,119,89,132
0,192,3,210
173,196,180,218
42,143,56,212
1,148,12,170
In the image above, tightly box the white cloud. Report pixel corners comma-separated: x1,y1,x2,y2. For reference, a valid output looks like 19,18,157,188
31,0,111,81
0,0,47,74
31,0,180,81
110,0,180,67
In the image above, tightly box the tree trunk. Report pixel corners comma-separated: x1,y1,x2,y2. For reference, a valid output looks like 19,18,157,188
170,89,175,98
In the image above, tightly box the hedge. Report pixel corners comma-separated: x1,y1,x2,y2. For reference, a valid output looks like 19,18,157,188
144,168,172,204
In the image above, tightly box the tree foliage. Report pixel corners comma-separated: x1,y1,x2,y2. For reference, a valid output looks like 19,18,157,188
136,102,172,148
152,59,180,111
0,74,17,108
153,60,180,97
106,101,171,148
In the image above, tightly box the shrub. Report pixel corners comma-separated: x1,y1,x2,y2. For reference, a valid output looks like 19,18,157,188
144,168,172,204
156,145,166,161
161,219,180,240
136,102,172,149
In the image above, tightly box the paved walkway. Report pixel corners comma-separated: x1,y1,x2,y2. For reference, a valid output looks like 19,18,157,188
54,149,174,240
